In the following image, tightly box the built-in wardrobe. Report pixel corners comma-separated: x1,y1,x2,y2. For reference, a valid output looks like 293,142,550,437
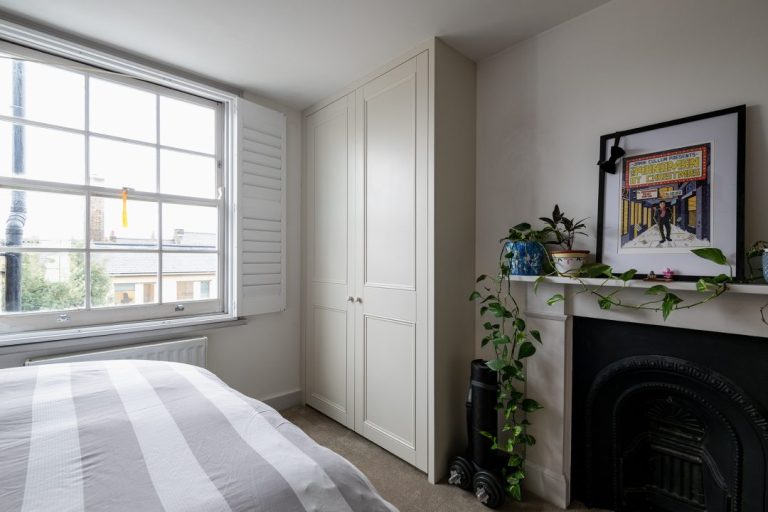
302,38,476,482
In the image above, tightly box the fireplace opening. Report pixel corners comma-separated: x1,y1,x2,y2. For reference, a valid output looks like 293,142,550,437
571,317,768,512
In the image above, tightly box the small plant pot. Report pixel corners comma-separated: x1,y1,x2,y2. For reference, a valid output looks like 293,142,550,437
505,241,545,276
551,250,590,275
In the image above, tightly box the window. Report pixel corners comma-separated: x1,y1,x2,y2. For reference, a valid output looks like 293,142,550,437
0,38,231,339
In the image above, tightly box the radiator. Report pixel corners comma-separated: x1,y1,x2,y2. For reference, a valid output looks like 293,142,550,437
24,337,208,368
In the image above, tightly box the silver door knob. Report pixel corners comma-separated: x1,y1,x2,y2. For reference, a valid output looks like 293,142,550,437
347,296,354,302
355,297,363,303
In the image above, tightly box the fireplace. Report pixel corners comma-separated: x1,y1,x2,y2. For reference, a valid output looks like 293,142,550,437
571,317,768,512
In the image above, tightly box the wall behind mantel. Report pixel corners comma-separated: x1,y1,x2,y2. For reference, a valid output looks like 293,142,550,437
476,0,768,335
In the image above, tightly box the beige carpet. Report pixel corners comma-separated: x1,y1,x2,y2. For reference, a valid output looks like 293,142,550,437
282,406,607,512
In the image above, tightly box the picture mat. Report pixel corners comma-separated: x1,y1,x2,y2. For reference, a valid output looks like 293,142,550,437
601,112,739,276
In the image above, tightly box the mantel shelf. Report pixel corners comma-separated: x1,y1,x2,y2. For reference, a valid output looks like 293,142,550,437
508,275,768,296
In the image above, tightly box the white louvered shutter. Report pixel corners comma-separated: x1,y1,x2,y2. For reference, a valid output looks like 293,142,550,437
236,98,287,315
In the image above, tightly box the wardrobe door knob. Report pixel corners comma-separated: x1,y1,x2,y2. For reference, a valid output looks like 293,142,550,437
355,297,363,303
347,296,354,302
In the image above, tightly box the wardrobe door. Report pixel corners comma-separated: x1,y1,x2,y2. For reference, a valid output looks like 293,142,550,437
305,94,356,428
355,52,428,470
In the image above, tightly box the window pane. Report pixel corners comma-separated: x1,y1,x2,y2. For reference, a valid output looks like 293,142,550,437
90,137,156,192
162,204,217,250
89,78,156,143
91,252,158,307
90,197,157,249
0,121,84,184
0,252,85,313
0,60,85,129
162,253,217,302
160,96,215,154
160,149,216,198
0,189,84,248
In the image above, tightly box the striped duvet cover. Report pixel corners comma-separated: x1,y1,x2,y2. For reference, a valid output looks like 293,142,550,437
0,360,397,512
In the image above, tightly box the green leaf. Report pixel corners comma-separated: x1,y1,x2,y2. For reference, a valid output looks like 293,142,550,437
645,284,669,295
598,296,613,310
713,273,732,284
468,291,481,301
475,274,488,283
530,329,542,343
486,359,506,371
509,482,522,501
511,222,531,231
514,318,526,332
546,293,565,306
618,269,637,282
518,341,536,359
522,398,543,412
661,293,683,320
533,275,546,293
696,278,712,292
581,263,612,278
691,248,727,265
483,321,499,330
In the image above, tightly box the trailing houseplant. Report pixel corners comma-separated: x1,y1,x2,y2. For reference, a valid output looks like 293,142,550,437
469,226,544,501
540,204,589,275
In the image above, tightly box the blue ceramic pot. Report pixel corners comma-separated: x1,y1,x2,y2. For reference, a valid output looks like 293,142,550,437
762,250,768,283
505,241,545,276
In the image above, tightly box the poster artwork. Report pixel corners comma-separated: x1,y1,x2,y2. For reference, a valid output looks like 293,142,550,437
619,143,712,253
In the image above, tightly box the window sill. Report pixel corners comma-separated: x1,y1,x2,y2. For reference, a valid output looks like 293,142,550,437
0,314,247,349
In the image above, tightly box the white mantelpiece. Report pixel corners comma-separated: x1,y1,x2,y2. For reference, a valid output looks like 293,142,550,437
504,277,768,509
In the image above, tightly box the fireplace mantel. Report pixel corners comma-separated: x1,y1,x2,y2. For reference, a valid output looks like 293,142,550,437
509,274,768,295
501,275,768,509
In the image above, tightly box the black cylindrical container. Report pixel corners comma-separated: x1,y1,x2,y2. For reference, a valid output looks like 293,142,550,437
469,359,499,470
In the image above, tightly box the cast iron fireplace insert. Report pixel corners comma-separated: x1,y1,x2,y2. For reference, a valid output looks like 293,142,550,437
571,317,768,512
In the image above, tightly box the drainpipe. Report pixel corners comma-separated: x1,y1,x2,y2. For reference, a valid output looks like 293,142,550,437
4,60,26,312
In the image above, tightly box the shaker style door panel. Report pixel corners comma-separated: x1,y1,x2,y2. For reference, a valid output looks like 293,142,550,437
305,95,356,427
355,52,429,470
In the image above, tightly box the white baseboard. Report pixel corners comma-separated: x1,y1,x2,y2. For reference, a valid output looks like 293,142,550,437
262,389,303,411
524,460,569,509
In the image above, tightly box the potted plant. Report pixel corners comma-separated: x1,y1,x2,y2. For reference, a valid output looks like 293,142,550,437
502,223,549,276
540,205,589,275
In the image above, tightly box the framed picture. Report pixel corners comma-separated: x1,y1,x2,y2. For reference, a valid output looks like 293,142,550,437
596,105,745,280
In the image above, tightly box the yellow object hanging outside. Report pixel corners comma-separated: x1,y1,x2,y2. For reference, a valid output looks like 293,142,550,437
122,188,129,228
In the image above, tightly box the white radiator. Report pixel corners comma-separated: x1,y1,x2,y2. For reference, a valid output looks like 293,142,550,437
24,337,208,368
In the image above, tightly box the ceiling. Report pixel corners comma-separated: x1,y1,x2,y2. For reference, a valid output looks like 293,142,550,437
0,0,609,110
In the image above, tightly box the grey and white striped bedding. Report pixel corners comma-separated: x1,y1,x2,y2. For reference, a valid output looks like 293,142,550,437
0,360,397,512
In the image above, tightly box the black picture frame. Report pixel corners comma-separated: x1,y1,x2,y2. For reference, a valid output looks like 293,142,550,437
596,105,746,281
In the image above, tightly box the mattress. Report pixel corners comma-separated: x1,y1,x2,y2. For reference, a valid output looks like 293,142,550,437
0,360,397,512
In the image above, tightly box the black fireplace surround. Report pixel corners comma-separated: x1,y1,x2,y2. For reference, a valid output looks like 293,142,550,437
572,317,768,512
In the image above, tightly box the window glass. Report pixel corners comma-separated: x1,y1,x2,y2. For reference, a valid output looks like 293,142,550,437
0,252,86,312
89,77,156,143
162,253,217,302
162,204,218,250
0,189,84,249
90,137,156,192
0,121,85,184
91,252,158,307
160,149,216,198
6,61,85,129
160,96,215,154
90,197,158,249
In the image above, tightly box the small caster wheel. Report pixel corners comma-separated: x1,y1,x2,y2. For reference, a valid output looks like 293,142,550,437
473,470,505,509
447,456,474,490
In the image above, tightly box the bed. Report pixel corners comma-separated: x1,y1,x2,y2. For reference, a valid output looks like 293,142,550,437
0,360,397,512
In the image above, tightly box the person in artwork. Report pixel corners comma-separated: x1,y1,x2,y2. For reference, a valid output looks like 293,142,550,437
655,200,673,244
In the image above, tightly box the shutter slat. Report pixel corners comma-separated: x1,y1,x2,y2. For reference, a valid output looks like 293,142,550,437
237,98,287,315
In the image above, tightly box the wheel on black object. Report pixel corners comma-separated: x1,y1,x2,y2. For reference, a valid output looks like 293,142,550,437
447,456,474,490
472,470,505,509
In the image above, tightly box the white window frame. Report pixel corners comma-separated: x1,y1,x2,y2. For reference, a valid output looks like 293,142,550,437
0,20,240,346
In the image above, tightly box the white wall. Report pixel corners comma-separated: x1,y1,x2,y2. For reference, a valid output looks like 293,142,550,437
476,0,768,330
